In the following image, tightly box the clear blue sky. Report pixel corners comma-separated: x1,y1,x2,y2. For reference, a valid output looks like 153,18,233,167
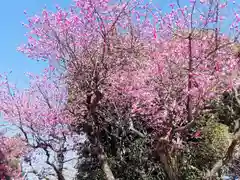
0,0,71,88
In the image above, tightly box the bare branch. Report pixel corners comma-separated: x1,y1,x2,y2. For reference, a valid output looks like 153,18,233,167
129,119,146,138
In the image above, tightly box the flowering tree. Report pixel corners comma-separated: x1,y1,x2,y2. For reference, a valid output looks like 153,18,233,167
0,70,80,180
17,0,155,179
16,0,240,179
110,0,240,178
0,135,25,179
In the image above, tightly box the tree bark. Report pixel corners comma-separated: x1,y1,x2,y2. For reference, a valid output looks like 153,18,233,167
157,137,178,180
56,152,65,180
98,154,115,180
56,172,65,180
159,153,178,180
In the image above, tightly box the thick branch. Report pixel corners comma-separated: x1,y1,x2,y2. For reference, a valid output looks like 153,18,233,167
129,120,146,138
43,147,65,180
98,154,115,180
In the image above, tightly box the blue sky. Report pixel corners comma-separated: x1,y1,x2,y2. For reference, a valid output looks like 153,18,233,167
0,0,72,89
